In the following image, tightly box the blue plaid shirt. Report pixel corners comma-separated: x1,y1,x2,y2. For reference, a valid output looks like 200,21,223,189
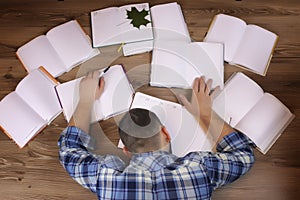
58,126,254,200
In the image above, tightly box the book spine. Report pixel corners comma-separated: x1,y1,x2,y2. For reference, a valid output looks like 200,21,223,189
203,15,218,40
17,124,48,148
230,63,266,76
260,113,295,154
262,35,279,76
0,124,12,140
75,19,89,37
16,51,30,73
39,66,60,85
54,84,63,103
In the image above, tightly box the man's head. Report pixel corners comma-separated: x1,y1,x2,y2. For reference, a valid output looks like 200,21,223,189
118,108,171,154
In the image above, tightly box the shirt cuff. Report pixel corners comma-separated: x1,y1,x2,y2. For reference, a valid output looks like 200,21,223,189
59,126,91,150
216,131,255,152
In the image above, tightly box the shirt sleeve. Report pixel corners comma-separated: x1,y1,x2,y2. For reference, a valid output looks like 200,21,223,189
58,126,124,193
186,131,255,189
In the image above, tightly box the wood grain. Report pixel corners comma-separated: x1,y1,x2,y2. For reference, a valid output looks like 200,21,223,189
0,0,299,199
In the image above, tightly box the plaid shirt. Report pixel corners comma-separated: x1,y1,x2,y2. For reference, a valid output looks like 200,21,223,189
58,126,254,200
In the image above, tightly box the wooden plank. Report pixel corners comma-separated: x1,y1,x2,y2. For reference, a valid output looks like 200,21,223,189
0,0,299,199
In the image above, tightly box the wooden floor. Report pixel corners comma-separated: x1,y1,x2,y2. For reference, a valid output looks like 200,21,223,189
0,0,299,199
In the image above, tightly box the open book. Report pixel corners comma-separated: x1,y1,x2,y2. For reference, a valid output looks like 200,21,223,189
55,65,134,123
151,41,224,89
150,2,190,42
91,3,153,47
0,67,62,148
122,2,190,56
213,72,295,154
16,20,99,77
118,92,214,157
204,14,278,76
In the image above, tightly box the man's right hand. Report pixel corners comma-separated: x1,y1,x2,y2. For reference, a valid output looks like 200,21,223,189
68,70,105,133
79,71,105,105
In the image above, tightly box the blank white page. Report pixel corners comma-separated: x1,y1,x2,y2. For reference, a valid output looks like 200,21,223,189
213,72,264,127
232,25,278,75
204,14,246,61
235,93,294,153
192,42,224,78
0,93,46,148
16,35,65,77
55,78,81,122
91,7,123,47
188,42,224,89
47,20,94,68
176,108,213,155
16,69,61,122
150,2,190,41
151,46,195,88
151,41,223,89
122,40,154,56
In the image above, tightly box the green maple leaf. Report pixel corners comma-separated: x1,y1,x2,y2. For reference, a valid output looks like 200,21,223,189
126,7,150,29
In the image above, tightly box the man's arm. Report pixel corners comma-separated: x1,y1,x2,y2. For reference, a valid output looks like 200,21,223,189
69,71,104,133
180,76,234,144
180,76,255,188
58,71,124,192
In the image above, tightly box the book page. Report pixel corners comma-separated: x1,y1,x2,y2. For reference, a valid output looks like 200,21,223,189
193,42,224,76
56,65,134,123
150,2,190,41
204,14,246,61
235,93,294,154
232,25,278,75
0,92,46,148
15,69,61,122
16,35,65,77
91,7,123,47
91,3,153,47
131,92,209,157
94,65,134,121
47,20,95,69
151,44,195,88
122,40,153,56
212,72,264,127
119,3,153,44
151,41,223,89
188,42,224,89
55,78,80,122
176,108,213,155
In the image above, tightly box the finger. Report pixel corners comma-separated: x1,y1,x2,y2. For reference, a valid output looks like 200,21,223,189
98,77,105,91
95,78,105,100
199,76,206,93
86,71,93,78
210,86,221,98
179,95,192,110
92,70,99,79
205,79,212,95
193,77,200,93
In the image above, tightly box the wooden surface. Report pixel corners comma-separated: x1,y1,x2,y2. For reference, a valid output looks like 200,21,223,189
0,0,299,199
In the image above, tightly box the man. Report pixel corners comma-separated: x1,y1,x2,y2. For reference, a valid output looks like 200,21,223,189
58,71,255,199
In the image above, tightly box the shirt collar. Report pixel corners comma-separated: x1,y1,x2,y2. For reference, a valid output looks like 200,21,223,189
129,151,178,171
